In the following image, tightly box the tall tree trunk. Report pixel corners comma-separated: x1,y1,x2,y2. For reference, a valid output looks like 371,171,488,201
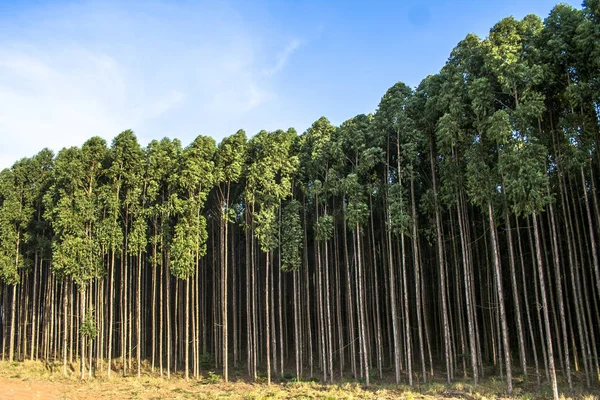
487,201,512,394
458,197,478,384
137,251,142,377
63,277,68,375
356,224,369,385
532,213,559,400
504,210,526,381
266,251,271,385
430,141,451,383
581,167,600,304
547,194,572,389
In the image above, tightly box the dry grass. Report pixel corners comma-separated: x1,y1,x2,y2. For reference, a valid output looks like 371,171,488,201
0,361,598,399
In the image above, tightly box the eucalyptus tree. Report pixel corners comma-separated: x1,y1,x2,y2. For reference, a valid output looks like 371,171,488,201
280,199,303,379
214,130,246,382
246,128,298,384
0,158,37,362
145,137,182,378
128,164,148,378
46,137,108,378
336,114,381,385
435,35,485,384
411,74,453,383
298,117,337,383
26,149,54,362
375,81,422,385
171,135,216,379
106,130,144,376
485,15,566,395
500,137,558,399
465,90,514,394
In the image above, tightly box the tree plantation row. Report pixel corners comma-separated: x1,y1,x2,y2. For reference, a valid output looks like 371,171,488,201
1,2,600,399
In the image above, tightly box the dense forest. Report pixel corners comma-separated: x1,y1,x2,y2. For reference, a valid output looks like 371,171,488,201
1,2,599,399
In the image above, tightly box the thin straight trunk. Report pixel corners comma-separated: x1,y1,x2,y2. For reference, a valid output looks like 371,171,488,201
9,270,18,362
354,229,364,379
547,195,572,389
401,232,412,385
293,270,300,379
193,258,198,378
166,254,171,379
80,289,87,380
430,139,450,383
516,217,541,386
581,167,600,304
540,216,563,372
266,251,271,385
245,209,252,377
185,278,190,380
137,251,142,377
30,253,39,361
532,213,559,400
505,211,526,380
325,238,334,384
571,177,600,381
222,192,229,382
528,217,549,381
487,201,512,394
270,249,276,378
560,174,591,387
251,221,258,380
343,210,356,379
159,244,164,377
356,224,370,385
121,253,126,376
411,177,427,384
304,223,313,378
231,225,238,370
457,197,478,384
62,277,68,375
278,207,284,378
369,198,383,381
316,238,326,381
152,222,157,373
387,224,400,384
175,277,179,374
107,250,115,378
69,279,74,363
334,229,344,380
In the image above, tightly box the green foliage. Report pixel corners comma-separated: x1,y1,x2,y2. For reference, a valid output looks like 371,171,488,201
246,129,298,253
199,353,213,370
342,174,369,228
80,308,98,340
280,200,302,272
465,143,497,208
203,371,221,384
216,129,247,186
388,183,411,235
170,135,215,279
314,213,333,242
45,138,107,288
499,138,551,215
0,157,41,285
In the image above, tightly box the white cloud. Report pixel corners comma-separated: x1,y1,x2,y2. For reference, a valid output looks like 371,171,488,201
0,46,130,161
262,39,302,77
0,2,303,169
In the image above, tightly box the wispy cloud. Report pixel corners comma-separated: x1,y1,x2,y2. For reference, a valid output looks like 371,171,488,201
0,1,303,169
263,39,302,77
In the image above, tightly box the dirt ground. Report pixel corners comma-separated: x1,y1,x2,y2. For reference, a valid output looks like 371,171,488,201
0,361,598,399
0,376,454,400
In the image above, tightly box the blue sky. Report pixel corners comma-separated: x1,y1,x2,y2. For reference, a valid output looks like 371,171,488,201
0,0,582,168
